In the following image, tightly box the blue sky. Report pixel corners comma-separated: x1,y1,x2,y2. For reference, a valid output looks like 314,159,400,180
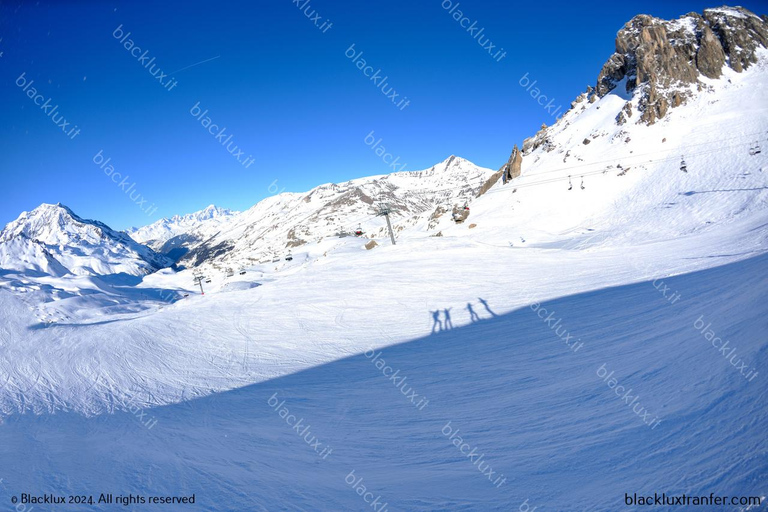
1,0,766,230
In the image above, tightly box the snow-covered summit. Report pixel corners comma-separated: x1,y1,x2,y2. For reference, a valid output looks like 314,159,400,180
0,203,171,276
125,204,238,249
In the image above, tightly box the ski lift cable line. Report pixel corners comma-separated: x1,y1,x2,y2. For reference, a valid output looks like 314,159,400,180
513,143,756,189
526,129,768,178
519,134,765,184
510,138,764,190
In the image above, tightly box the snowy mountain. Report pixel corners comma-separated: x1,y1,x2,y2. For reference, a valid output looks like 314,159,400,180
177,155,494,267
125,204,237,251
0,203,172,277
481,6,768,249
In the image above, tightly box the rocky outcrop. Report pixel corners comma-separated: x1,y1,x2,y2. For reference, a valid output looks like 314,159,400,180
522,124,556,155
478,144,524,196
596,6,768,124
476,170,504,198
502,145,523,182
616,101,634,125
451,205,470,224
704,8,768,72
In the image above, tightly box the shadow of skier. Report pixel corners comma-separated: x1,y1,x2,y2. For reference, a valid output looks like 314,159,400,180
430,310,443,333
478,298,498,318
466,303,480,322
443,308,453,330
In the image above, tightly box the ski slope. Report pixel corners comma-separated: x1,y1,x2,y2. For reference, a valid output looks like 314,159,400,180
1,233,766,510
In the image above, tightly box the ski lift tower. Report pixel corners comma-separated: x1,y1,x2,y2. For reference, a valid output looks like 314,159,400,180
192,271,206,295
377,203,397,246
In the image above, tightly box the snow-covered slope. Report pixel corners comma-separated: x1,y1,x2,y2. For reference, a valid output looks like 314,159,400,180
125,204,237,251
0,203,171,277
178,155,494,267
456,40,768,251
3,250,766,510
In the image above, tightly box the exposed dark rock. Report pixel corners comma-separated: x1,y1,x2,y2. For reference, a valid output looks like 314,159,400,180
596,6,767,124
697,25,727,78
476,170,504,198
501,145,523,182
451,205,470,224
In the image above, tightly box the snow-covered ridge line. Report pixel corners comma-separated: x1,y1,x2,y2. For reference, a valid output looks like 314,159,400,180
0,202,171,277
125,204,238,249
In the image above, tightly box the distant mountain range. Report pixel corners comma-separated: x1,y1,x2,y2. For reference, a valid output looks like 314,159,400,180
1,6,766,280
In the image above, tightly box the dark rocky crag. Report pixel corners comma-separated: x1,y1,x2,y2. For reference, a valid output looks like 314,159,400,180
597,6,768,124
477,144,523,196
522,6,767,157
502,145,524,182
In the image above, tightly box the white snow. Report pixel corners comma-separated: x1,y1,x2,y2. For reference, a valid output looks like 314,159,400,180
125,204,238,249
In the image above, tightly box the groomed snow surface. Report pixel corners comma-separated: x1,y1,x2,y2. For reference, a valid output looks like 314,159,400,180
2,50,768,512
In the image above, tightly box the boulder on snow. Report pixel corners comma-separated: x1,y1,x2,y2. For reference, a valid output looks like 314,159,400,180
365,240,378,250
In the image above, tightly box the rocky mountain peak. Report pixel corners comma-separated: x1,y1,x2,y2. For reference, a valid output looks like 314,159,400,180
0,203,171,276
596,6,767,123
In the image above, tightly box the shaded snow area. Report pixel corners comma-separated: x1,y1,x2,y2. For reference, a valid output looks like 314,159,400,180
1,33,768,512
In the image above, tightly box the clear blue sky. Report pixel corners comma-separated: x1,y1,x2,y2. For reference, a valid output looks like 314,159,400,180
1,0,765,230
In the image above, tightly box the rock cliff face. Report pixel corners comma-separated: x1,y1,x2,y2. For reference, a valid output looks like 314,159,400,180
518,5,768,160
597,6,768,124
502,145,524,182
